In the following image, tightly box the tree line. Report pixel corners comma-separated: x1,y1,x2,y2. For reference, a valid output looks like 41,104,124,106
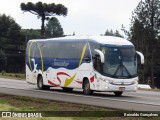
122,0,160,88
104,29,123,38
0,2,67,73
0,13,64,73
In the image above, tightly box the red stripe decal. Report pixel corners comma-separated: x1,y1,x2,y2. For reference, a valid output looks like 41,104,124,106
56,72,71,85
57,72,70,77
57,76,62,84
90,76,94,83
75,80,83,84
48,80,60,87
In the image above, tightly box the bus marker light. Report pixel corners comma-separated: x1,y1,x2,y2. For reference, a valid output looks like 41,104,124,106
105,85,109,89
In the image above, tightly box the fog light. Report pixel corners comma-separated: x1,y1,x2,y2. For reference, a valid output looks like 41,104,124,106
132,81,136,84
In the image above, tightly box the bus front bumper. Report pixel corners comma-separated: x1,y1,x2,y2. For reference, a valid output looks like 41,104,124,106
94,82,138,92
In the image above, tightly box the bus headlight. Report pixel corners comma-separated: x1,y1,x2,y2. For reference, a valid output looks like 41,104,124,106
99,77,111,83
131,79,139,84
135,86,138,90
104,79,110,83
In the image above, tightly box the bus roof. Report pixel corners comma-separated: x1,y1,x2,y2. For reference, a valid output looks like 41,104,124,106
29,36,134,46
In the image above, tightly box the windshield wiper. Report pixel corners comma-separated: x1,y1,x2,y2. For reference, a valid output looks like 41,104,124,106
113,61,131,78
113,55,123,77
113,62,123,77
123,65,131,77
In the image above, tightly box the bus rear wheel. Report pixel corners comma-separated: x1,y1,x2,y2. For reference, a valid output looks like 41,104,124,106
114,91,123,96
83,80,93,95
37,76,50,90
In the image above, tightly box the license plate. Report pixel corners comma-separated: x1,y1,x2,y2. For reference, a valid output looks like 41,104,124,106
119,87,125,90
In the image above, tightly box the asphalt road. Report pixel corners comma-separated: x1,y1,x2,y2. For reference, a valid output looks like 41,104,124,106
0,78,160,111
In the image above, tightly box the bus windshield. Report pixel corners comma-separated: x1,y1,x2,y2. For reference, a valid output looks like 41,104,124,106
101,46,137,78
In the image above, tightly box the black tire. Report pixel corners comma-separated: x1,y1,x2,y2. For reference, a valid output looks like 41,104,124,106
37,76,50,90
114,91,123,96
62,87,73,92
83,80,93,95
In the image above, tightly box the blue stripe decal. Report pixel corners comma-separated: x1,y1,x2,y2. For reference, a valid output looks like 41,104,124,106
101,44,134,48
26,57,90,71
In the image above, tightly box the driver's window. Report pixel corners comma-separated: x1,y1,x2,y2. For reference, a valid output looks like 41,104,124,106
89,42,100,72
93,54,101,72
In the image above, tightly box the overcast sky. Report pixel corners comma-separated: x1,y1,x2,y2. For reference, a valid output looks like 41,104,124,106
0,0,141,36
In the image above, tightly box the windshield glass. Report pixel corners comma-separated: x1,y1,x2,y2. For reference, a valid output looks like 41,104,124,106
101,46,137,78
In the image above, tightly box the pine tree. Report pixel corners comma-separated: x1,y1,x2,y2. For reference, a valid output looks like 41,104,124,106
20,2,67,38
45,17,64,38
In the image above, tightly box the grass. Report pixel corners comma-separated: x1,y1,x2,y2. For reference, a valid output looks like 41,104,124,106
0,94,111,112
0,72,25,79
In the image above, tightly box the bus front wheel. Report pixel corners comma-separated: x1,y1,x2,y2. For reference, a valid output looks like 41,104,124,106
37,76,50,90
114,91,123,96
83,80,93,95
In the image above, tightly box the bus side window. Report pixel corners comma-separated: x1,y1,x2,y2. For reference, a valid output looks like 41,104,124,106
83,43,91,62
40,43,47,58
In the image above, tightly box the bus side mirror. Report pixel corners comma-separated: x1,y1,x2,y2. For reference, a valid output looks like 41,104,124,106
136,51,144,64
94,49,104,63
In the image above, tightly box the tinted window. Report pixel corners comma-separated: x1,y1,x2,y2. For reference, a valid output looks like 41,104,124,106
40,42,48,58
89,41,100,57
27,41,47,59
29,42,37,58
47,42,59,58
47,41,90,59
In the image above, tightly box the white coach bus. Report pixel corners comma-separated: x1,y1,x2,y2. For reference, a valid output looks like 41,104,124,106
26,36,144,96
